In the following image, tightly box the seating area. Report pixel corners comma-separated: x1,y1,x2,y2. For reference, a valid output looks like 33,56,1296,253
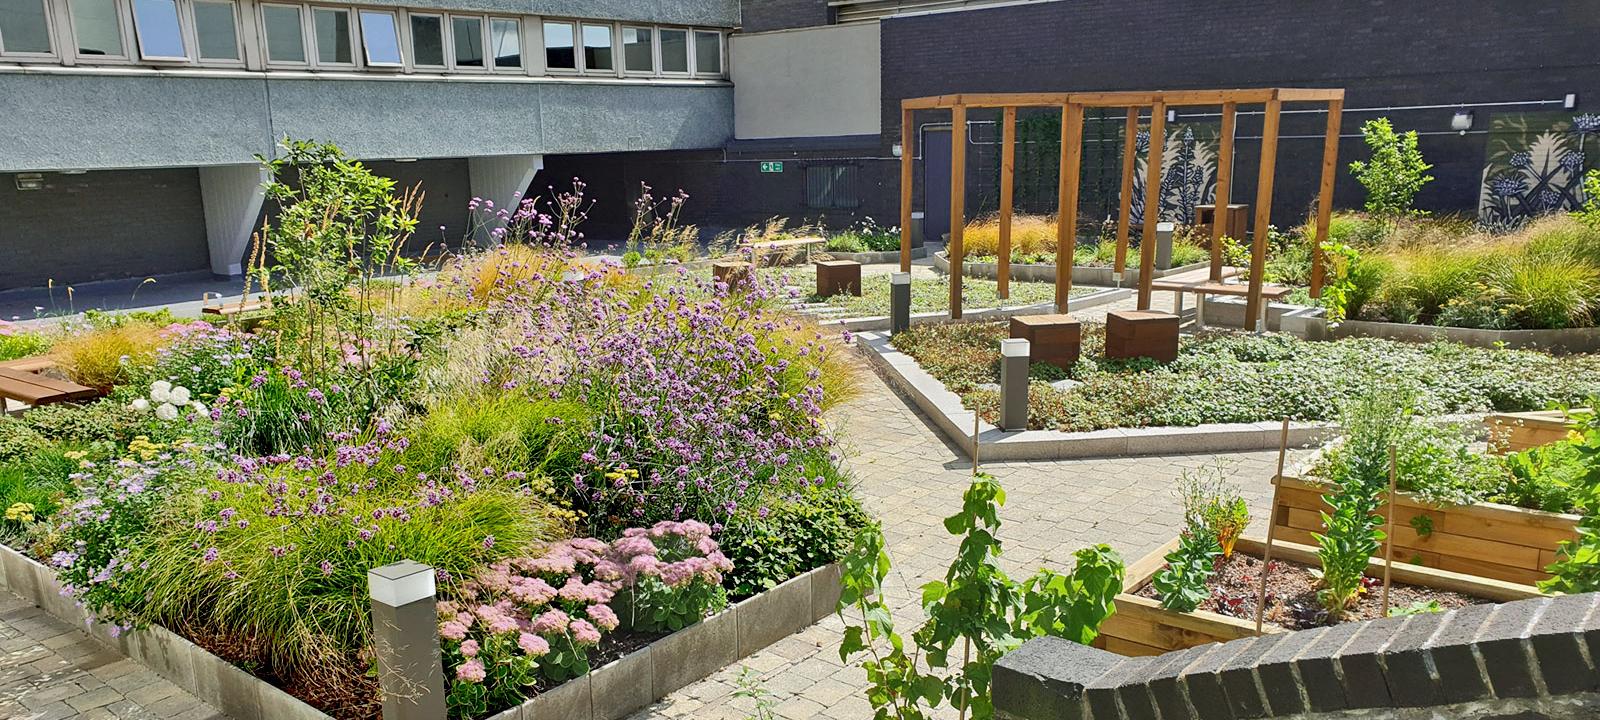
0,358,97,413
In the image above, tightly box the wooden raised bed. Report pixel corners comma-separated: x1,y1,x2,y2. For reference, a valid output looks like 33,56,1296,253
1485,409,1587,454
1270,475,1578,586
1096,536,1546,657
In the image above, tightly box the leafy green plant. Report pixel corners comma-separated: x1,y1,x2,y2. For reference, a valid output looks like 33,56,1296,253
0,330,52,362
1500,439,1585,513
837,474,1122,720
1539,408,1600,594
721,479,873,598
734,666,779,720
1348,118,1434,221
1175,459,1251,558
1151,531,1220,613
1408,514,1434,538
1390,599,1443,617
1572,169,1600,230
1313,481,1385,620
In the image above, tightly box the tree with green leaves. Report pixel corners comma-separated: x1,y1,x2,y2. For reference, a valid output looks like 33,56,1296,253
1348,118,1434,220
836,474,1124,720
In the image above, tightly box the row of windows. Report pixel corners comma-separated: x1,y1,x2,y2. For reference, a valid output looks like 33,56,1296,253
0,0,727,77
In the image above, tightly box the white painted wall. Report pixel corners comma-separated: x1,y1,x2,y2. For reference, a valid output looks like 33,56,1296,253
731,23,881,140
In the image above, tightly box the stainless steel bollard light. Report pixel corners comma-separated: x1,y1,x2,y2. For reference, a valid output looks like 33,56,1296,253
890,272,912,335
999,338,1030,431
369,560,447,720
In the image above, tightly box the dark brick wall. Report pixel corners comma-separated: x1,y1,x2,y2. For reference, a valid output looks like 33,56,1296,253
879,0,1600,220
0,169,209,291
739,0,830,32
362,159,472,252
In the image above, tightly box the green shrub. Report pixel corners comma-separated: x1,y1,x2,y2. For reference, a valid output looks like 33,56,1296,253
721,478,873,599
1539,409,1600,594
0,331,53,362
0,447,79,542
1348,118,1433,220
1151,531,1219,612
17,398,146,448
0,416,46,465
1499,440,1585,513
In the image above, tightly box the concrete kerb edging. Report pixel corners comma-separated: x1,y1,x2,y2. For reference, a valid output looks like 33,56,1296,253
0,541,328,720
816,286,1131,333
0,539,842,720
824,246,929,264
859,330,1319,461
931,252,1211,287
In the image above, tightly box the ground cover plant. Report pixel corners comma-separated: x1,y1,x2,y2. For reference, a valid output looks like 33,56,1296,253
824,217,900,254
0,139,871,720
892,321,1600,433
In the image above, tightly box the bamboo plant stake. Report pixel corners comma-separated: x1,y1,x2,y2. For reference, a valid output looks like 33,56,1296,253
1255,418,1292,635
1382,445,1398,616
972,408,981,476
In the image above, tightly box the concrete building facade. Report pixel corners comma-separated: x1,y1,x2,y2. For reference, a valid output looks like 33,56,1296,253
0,0,735,288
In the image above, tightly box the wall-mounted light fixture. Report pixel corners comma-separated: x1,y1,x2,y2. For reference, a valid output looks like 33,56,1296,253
15,173,44,191
1566,93,1578,110
1166,109,1177,123
394,158,419,163
60,169,87,175
891,143,903,158
1451,110,1474,135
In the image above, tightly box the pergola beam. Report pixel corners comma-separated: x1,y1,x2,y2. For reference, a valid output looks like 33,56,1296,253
1309,97,1344,297
1055,103,1085,314
1244,97,1284,330
1210,102,1238,282
999,106,1017,300
1136,100,1167,309
1113,107,1139,281
949,103,968,319
899,107,914,273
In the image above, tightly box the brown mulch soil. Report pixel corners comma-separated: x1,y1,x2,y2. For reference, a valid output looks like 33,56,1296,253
1134,552,1488,630
176,622,381,720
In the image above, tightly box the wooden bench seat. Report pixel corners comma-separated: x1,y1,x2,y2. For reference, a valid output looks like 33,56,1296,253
1149,272,1292,331
201,298,274,317
740,236,826,266
0,356,57,373
0,368,97,408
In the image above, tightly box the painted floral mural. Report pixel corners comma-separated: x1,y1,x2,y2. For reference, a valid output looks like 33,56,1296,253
1131,125,1220,226
1478,112,1598,230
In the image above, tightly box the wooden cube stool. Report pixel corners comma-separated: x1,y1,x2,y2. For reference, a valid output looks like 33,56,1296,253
815,259,862,297
1009,314,1082,370
1105,310,1180,363
712,261,751,290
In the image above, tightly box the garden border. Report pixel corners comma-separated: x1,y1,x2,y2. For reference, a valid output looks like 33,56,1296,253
824,246,929,264
931,252,1211,288
1300,317,1600,355
814,286,1130,333
1096,536,1547,657
0,539,842,720
856,329,1333,460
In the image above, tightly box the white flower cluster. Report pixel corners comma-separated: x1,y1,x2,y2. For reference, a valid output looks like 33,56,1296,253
129,380,207,421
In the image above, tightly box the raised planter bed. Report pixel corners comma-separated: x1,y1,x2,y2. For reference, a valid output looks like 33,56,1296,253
931,251,1210,288
824,246,928,264
0,539,841,720
1269,475,1579,586
1097,536,1546,657
1486,409,1587,453
1299,317,1600,355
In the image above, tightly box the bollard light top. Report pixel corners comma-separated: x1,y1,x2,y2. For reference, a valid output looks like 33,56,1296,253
369,559,436,607
1000,338,1030,358
891,272,911,286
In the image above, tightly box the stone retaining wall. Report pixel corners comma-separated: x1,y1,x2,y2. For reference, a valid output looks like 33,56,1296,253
994,593,1600,720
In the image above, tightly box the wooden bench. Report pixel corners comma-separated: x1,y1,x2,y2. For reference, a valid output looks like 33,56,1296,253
0,356,57,374
741,236,826,266
201,292,274,318
0,368,97,410
1149,270,1290,331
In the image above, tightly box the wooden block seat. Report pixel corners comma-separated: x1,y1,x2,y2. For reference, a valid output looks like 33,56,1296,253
1009,314,1082,370
0,368,97,408
814,259,862,297
1105,310,1180,363
712,261,751,290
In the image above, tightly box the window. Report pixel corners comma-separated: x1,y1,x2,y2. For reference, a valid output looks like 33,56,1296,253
70,0,125,57
0,0,53,54
805,165,860,209
312,7,351,65
541,20,572,70
451,15,481,68
357,10,398,66
620,25,650,73
408,13,442,67
192,0,238,61
131,0,184,59
693,30,720,75
580,23,610,72
261,3,304,63
489,17,516,68
658,27,686,73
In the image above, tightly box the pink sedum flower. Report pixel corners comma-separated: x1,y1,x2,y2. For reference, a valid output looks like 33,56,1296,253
518,633,550,657
455,659,486,683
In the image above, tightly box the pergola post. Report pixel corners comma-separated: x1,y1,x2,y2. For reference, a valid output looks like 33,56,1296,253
1113,108,1139,284
1245,96,1284,331
1211,102,1238,282
1055,103,1085,314
899,106,915,273
1309,98,1344,298
999,106,1017,300
949,104,968,319
1136,101,1167,310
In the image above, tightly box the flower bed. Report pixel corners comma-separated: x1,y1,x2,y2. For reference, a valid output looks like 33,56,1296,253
889,321,1600,433
0,145,871,720
1099,536,1545,657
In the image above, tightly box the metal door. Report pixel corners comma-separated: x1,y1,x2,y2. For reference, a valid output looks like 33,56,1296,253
922,127,951,245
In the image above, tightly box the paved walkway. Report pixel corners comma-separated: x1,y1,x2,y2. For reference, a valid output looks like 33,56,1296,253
0,592,222,720
629,345,1286,718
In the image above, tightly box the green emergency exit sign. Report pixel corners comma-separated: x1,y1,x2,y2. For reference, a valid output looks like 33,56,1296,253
759,161,784,173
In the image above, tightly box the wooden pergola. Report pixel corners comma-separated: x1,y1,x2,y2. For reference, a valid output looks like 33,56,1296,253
898,88,1346,330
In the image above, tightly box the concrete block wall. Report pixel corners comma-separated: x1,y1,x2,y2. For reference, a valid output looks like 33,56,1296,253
0,169,209,290
993,593,1600,720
